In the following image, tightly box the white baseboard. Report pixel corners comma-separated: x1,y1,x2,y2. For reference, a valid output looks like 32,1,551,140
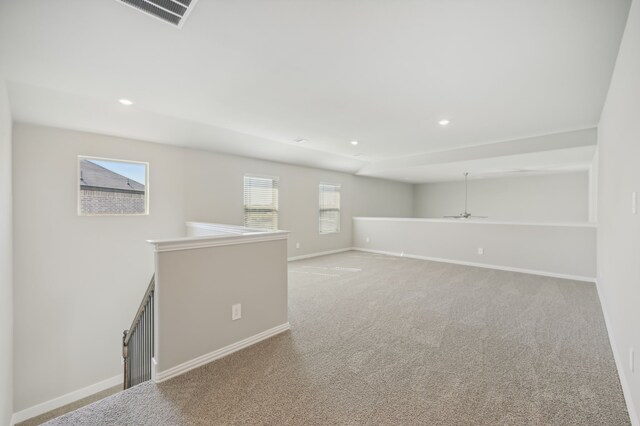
352,247,596,283
11,374,122,424
154,322,290,383
288,248,352,262
594,280,639,426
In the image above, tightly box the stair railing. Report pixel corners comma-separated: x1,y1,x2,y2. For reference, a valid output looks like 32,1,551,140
122,275,155,389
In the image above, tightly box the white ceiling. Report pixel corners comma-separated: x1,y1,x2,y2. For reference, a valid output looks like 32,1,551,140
0,0,630,182
357,127,598,181
372,145,597,183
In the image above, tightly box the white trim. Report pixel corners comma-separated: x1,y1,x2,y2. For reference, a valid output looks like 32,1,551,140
352,247,596,282
149,231,289,252
114,0,200,30
150,357,158,383
186,221,266,235
594,280,639,426
154,323,290,383
318,182,342,235
177,0,200,29
77,155,150,217
244,172,281,182
319,181,342,188
352,217,597,228
11,374,122,424
288,248,352,261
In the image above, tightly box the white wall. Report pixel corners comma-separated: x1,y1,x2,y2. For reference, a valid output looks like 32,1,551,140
413,172,590,222
182,150,413,258
155,237,288,376
353,177,415,218
0,80,13,426
12,124,186,414
597,0,640,423
589,152,599,222
11,123,413,414
353,218,597,280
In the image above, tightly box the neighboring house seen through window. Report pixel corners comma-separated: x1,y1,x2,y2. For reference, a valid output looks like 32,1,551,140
244,175,279,230
319,183,341,234
78,156,148,215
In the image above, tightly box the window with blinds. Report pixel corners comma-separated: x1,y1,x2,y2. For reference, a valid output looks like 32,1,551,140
244,175,279,230
319,183,341,234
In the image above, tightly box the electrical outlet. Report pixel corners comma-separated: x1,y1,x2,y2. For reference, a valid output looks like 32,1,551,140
296,242,300,249
633,192,637,215
477,247,484,255
365,237,370,243
232,303,242,321
631,348,635,373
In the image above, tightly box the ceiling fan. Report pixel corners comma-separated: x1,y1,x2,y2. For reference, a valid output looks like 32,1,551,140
444,172,488,219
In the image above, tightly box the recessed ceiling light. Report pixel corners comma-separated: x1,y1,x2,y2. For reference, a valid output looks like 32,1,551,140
438,119,450,126
119,99,134,106
350,140,359,146
294,138,307,144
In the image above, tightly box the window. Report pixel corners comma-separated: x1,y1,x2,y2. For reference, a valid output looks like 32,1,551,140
244,175,279,230
78,156,148,216
319,183,341,234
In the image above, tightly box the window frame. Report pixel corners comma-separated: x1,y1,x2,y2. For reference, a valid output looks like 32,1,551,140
319,182,341,235
77,155,150,217
243,173,280,231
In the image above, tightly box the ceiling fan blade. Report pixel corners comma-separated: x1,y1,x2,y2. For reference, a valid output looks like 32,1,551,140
445,172,488,219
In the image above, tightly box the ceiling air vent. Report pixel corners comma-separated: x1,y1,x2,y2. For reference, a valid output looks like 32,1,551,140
118,0,199,28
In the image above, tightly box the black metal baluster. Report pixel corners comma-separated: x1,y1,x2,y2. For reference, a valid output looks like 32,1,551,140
135,328,138,386
141,309,145,383
147,302,150,381
138,325,141,385
122,276,155,389
143,307,147,381
140,313,143,385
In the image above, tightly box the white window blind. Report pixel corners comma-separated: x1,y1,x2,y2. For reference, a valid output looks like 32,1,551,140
319,183,341,234
244,175,279,230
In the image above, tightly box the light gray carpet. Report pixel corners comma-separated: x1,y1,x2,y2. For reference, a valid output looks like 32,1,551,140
16,386,121,426
44,251,630,425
